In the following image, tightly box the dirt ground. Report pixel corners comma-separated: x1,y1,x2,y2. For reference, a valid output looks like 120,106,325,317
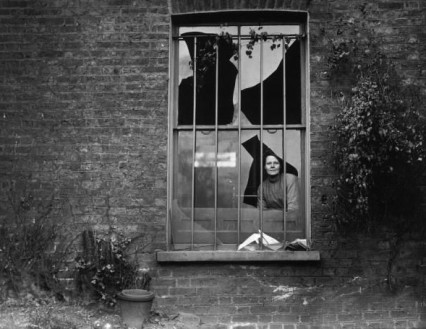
0,297,122,329
0,296,202,329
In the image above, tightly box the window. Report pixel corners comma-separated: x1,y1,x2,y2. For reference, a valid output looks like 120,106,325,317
166,12,311,255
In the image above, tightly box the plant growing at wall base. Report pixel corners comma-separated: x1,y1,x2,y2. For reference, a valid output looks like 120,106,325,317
75,227,151,307
0,185,73,301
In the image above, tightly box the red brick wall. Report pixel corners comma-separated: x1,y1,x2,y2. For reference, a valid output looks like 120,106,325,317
0,0,425,327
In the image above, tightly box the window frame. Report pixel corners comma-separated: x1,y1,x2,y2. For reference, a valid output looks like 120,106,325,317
161,10,317,262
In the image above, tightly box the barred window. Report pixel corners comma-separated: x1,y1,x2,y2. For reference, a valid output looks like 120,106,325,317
167,12,310,253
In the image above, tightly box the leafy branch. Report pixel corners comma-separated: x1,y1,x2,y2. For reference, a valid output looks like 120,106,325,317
328,16,426,234
188,26,300,87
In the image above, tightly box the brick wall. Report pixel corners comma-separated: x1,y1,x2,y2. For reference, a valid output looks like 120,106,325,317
0,0,170,244
0,0,425,328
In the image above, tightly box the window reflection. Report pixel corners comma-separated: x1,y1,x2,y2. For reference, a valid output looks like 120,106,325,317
172,129,305,248
194,152,236,168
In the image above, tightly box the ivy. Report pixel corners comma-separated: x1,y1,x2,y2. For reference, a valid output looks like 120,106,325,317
329,24,426,233
189,26,297,83
188,31,238,92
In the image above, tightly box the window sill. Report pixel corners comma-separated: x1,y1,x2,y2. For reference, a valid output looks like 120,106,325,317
156,250,320,262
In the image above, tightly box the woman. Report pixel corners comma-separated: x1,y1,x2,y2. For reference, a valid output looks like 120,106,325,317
257,152,299,211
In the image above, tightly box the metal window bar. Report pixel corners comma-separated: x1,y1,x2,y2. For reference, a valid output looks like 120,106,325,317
175,124,303,130
173,29,305,251
214,42,219,250
282,38,287,245
174,34,303,41
237,28,242,248
259,38,264,249
190,37,197,250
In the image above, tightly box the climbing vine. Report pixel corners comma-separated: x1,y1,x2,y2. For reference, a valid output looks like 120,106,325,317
188,26,298,81
328,14,426,234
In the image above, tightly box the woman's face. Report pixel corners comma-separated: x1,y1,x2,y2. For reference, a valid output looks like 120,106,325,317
265,155,280,176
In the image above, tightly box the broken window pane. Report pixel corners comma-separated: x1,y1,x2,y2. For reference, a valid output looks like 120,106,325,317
171,23,306,251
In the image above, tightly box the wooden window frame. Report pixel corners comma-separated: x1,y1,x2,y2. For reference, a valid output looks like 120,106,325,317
159,10,318,262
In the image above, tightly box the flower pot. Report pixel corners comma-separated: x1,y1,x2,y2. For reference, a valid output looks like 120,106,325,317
116,289,154,329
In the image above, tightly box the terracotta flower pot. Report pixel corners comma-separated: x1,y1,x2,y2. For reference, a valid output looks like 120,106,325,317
116,289,154,329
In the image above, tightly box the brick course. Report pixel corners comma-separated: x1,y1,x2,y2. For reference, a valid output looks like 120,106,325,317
1,0,425,328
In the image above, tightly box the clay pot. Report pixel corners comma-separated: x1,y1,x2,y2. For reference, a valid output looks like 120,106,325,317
116,289,154,329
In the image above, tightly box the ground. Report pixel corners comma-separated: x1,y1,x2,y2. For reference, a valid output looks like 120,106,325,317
0,297,202,329
0,297,121,329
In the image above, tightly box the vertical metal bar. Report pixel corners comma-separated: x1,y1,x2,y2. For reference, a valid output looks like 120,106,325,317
214,41,219,250
190,37,197,250
237,27,242,248
304,19,312,244
282,38,287,245
259,38,264,249
298,35,307,241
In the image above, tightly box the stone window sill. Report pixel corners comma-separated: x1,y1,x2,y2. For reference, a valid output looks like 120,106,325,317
156,250,320,262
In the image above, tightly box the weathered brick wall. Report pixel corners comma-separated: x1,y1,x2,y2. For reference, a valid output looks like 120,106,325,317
0,0,170,247
154,268,426,328
0,0,425,328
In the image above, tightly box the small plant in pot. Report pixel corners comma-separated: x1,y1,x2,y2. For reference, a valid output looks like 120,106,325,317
75,226,154,328
116,267,154,329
